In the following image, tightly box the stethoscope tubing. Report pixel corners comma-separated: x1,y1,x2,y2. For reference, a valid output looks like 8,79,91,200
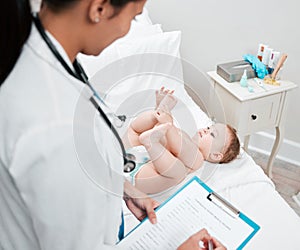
32,13,135,172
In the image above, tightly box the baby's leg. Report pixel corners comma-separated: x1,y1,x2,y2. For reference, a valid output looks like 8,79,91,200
134,162,185,194
165,129,204,173
123,110,158,148
139,124,188,185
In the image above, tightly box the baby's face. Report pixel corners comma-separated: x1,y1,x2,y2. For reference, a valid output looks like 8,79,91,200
192,123,228,160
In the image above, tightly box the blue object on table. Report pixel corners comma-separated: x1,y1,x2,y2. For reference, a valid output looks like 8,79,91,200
248,85,254,93
243,54,268,79
240,69,248,87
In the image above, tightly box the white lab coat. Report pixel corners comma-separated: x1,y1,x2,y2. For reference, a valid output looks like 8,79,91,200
0,24,124,249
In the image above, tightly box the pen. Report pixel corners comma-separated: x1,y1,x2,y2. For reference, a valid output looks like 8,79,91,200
208,239,213,250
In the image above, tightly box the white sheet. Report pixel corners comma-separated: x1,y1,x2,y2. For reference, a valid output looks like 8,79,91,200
193,157,300,249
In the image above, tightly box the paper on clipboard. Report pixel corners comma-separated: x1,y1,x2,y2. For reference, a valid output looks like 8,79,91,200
118,176,260,250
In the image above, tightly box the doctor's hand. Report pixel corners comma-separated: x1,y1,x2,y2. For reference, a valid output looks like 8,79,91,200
177,229,226,250
124,180,160,224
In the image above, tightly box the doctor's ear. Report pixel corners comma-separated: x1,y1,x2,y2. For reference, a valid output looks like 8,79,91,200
88,0,114,23
208,152,224,163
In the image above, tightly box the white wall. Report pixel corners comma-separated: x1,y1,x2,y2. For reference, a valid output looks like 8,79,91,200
146,0,300,165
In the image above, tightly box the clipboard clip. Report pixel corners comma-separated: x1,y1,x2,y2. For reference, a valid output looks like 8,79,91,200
207,192,240,218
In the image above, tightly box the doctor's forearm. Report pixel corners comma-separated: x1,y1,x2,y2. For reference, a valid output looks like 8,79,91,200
123,179,159,224
123,179,143,200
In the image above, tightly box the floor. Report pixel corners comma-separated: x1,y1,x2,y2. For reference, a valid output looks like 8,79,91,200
248,150,300,217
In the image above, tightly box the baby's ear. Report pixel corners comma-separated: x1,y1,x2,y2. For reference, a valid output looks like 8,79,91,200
209,152,223,162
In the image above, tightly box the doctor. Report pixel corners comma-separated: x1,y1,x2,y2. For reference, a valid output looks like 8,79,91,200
0,0,225,249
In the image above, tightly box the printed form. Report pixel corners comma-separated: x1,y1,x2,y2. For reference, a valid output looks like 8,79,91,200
118,177,259,250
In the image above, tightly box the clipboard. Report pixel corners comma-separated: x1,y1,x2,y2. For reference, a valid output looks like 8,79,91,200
119,176,260,249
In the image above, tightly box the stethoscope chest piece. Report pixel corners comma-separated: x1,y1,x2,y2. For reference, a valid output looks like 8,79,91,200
124,161,136,173
124,153,136,173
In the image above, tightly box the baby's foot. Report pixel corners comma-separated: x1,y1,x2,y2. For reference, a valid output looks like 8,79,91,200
155,110,173,124
139,123,171,147
157,94,178,112
155,87,166,108
155,87,175,109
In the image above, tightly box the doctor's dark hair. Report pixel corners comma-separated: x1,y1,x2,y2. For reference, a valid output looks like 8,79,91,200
45,0,140,9
44,0,139,12
0,0,31,84
0,0,140,85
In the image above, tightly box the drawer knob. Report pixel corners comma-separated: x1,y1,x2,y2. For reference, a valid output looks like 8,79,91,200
251,114,257,120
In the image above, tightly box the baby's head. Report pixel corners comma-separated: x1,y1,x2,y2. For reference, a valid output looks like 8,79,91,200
192,123,240,163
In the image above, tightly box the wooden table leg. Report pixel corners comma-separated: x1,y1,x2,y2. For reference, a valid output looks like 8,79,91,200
267,126,284,178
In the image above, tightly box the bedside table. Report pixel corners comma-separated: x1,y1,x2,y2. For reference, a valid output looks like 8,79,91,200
207,71,297,178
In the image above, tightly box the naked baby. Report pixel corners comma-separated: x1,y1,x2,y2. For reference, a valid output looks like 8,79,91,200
123,87,240,194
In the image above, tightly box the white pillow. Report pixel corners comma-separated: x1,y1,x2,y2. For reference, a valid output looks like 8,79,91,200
121,22,163,40
116,31,181,58
80,8,211,133
78,7,162,77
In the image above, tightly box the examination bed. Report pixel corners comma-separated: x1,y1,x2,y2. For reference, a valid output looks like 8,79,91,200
79,8,300,249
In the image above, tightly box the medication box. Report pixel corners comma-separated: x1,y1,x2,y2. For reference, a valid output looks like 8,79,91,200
217,60,256,82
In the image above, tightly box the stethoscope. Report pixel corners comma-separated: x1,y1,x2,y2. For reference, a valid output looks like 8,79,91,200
32,13,136,173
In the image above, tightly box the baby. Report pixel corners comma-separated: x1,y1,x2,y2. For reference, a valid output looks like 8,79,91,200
123,87,240,194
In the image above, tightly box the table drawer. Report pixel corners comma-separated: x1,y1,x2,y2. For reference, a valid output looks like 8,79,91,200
243,93,281,134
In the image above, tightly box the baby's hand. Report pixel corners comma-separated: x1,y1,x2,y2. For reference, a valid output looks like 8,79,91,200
156,87,177,111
